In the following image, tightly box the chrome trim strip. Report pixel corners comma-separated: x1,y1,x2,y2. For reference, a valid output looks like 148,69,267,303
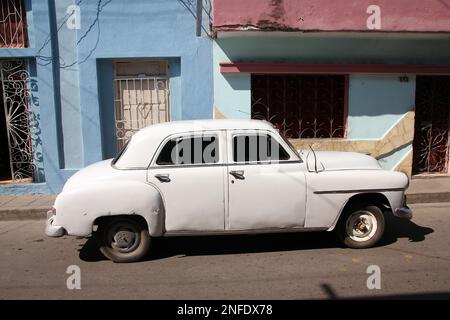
144,160,303,170
163,227,327,237
314,187,405,194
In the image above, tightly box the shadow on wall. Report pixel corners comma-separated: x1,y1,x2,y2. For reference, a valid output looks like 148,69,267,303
78,214,433,262
216,37,450,66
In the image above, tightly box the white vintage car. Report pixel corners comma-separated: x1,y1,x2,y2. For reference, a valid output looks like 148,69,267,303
46,119,412,262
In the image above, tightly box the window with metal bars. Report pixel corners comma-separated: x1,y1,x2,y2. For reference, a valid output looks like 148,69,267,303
0,0,28,48
251,75,347,139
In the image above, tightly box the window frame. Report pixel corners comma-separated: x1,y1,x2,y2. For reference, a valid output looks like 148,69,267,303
228,129,301,166
149,131,223,168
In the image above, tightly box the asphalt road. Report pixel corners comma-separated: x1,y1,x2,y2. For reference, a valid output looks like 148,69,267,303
0,203,449,299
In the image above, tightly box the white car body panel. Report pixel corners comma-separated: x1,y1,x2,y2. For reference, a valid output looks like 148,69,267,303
305,169,407,229
226,129,307,230
300,150,382,172
46,119,410,239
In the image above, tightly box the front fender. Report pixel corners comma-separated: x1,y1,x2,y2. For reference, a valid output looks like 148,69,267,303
53,180,165,237
305,169,408,229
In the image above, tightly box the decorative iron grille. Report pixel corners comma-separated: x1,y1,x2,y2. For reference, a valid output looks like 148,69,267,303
114,77,170,151
0,60,35,182
412,76,450,174
0,0,28,48
251,75,347,139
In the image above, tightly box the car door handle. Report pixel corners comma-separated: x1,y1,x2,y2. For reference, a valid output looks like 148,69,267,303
230,170,245,180
155,174,171,182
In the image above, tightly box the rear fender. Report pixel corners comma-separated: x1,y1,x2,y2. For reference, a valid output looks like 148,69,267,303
53,181,165,237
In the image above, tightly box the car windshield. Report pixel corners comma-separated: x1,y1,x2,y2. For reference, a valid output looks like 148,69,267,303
277,130,300,159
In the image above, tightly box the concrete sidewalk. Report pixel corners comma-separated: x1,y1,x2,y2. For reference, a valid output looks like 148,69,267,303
0,177,450,221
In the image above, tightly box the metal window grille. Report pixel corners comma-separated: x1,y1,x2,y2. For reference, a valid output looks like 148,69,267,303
0,0,28,48
412,76,450,174
114,62,170,151
251,75,347,139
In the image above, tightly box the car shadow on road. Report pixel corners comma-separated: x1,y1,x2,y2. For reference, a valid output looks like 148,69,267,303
78,215,434,262
379,214,434,245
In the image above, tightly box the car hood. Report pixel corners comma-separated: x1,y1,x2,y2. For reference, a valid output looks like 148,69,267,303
62,159,116,191
298,150,381,171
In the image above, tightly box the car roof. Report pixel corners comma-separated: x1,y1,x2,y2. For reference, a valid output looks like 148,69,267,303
114,119,277,168
134,119,275,138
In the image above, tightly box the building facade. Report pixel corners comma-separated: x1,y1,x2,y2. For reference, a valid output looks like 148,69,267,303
0,0,213,194
212,0,450,176
1,0,450,195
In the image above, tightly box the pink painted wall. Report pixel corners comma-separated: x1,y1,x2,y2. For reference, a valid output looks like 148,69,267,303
213,0,450,32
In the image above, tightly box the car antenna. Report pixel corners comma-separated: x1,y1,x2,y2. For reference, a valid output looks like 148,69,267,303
309,145,318,173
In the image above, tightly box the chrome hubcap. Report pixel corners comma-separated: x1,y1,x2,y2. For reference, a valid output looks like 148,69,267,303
106,222,140,253
346,211,377,242
113,230,136,249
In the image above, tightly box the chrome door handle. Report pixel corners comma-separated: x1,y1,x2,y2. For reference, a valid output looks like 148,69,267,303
155,174,171,182
230,170,245,180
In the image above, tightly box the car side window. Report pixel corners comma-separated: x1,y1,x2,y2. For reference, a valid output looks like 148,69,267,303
156,135,219,165
232,134,290,163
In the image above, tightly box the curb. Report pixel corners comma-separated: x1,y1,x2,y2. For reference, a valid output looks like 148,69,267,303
0,207,49,221
406,192,450,204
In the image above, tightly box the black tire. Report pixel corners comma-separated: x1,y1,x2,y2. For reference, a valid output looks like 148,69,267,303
337,205,385,249
96,218,151,263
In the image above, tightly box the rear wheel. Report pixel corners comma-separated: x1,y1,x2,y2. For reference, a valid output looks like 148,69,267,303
96,218,151,263
337,205,385,249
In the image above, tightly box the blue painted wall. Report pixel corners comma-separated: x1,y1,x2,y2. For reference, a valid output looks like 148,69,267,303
0,0,213,194
76,0,213,167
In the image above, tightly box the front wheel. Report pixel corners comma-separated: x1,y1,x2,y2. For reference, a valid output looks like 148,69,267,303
337,205,385,249
96,218,151,263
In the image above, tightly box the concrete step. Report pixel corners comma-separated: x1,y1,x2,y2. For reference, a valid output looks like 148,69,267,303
406,177,450,204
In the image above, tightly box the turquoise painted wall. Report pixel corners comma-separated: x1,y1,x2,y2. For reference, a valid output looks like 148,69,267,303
213,42,251,118
213,35,450,170
347,75,416,139
347,75,416,170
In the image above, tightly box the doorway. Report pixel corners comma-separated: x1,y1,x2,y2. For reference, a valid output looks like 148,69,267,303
412,76,450,174
0,60,34,183
0,83,12,181
113,60,170,151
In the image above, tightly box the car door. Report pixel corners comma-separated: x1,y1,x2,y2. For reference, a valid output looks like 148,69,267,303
226,130,307,230
147,130,227,232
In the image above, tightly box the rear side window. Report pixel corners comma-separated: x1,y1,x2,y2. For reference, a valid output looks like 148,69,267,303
156,135,219,165
233,134,290,162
